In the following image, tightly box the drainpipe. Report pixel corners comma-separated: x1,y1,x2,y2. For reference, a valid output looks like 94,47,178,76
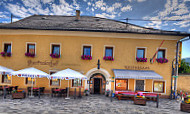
173,41,179,99
170,59,175,99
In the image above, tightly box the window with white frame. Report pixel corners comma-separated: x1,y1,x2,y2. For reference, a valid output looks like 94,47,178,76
153,81,165,93
1,73,11,84
49,71,60,86
25,77,35,85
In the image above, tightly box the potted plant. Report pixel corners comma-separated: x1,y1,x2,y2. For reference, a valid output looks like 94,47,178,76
50,53,60,58
134,92,146,105
105,89,110,97
136,57,147,62
81,55,92,60
181,95,190,112
12,89,26,99
156,58,168,63
25,52,35,57
84,89,90,96
103,56,114,61
1,52,12,57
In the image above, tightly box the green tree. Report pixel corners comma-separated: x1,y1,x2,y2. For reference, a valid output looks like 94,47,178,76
178,59,190,73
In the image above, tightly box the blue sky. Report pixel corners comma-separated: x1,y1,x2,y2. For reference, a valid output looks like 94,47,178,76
0,0,190,58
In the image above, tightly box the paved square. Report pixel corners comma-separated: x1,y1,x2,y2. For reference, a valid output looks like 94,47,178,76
0,95,187,114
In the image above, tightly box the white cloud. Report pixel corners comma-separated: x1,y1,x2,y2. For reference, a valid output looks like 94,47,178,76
137,0,146,2
41,0,53,4
112,3,122,8
13,18,19,22
95,13,116,19
171,28,176,31
121,5,132,12
144,0,190,29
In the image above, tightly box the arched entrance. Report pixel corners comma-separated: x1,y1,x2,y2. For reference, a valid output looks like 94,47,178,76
85,68,111,94
89,73,106,94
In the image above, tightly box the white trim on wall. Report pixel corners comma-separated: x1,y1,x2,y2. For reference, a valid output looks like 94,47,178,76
50,43,62,57
134,79,146,91
26,42,37,55
0,74,12,85
24,77,36,86
152,80,166,95
103,45,115,58
81,44,93,56
156,47,167,59
2,42,12,53
49,70,61,88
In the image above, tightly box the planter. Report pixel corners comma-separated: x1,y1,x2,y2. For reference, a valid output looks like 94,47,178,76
134,98,146,105
12,92,26,99
181,103,190,113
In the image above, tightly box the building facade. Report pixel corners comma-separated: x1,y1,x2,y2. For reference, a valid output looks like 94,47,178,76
0,13,189,96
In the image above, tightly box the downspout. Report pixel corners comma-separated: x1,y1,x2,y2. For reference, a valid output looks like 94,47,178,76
170,59,175,99
173,41,180,99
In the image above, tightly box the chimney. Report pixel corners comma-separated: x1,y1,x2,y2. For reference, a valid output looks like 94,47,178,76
76,10,80,20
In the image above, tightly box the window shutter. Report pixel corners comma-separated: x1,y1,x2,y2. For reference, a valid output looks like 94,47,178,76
26,78,28,84
2,75,4,83
50,80,52,86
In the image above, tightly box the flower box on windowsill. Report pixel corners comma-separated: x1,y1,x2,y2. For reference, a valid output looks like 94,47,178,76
50,54,60,58
156,58,168,63
0,52,12,57
25,52,35,57
81,55,92,60
103,56,114,61
136,57,147,62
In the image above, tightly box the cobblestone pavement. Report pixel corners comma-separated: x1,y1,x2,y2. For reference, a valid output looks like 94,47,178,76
0,95,188,114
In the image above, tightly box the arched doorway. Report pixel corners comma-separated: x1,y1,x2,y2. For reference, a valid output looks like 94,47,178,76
85,68,111,94
89,73,106,94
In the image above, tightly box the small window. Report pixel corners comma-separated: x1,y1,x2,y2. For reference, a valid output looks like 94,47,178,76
50,79,60,86
49,71,60,86
50,44,60,58
105,47,113,57
83,46,91,56
25,77,35,85
157,49,166,59
153,81,165,93
4,43,11,53
52,45,60,55
104,47,114,61
27,44,35,54
72,79,82,87
137,48,145,58
115,79,128,91
1,73,11,84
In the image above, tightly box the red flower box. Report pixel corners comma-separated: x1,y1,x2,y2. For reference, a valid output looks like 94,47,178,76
25,52,35,57
50,53,60,58
103,56,114,61
156,58,168,63
136,57,147,62
1,52,12,57
81,55,92,60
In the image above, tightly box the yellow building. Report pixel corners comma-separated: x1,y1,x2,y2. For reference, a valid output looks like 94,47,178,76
0,11,189,97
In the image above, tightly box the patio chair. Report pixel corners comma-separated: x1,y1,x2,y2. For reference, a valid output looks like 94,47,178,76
8,87,13,94
14,86,18,90
39,87,45,95
51,88,56,97
58,89,67,97
27,87,31,96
